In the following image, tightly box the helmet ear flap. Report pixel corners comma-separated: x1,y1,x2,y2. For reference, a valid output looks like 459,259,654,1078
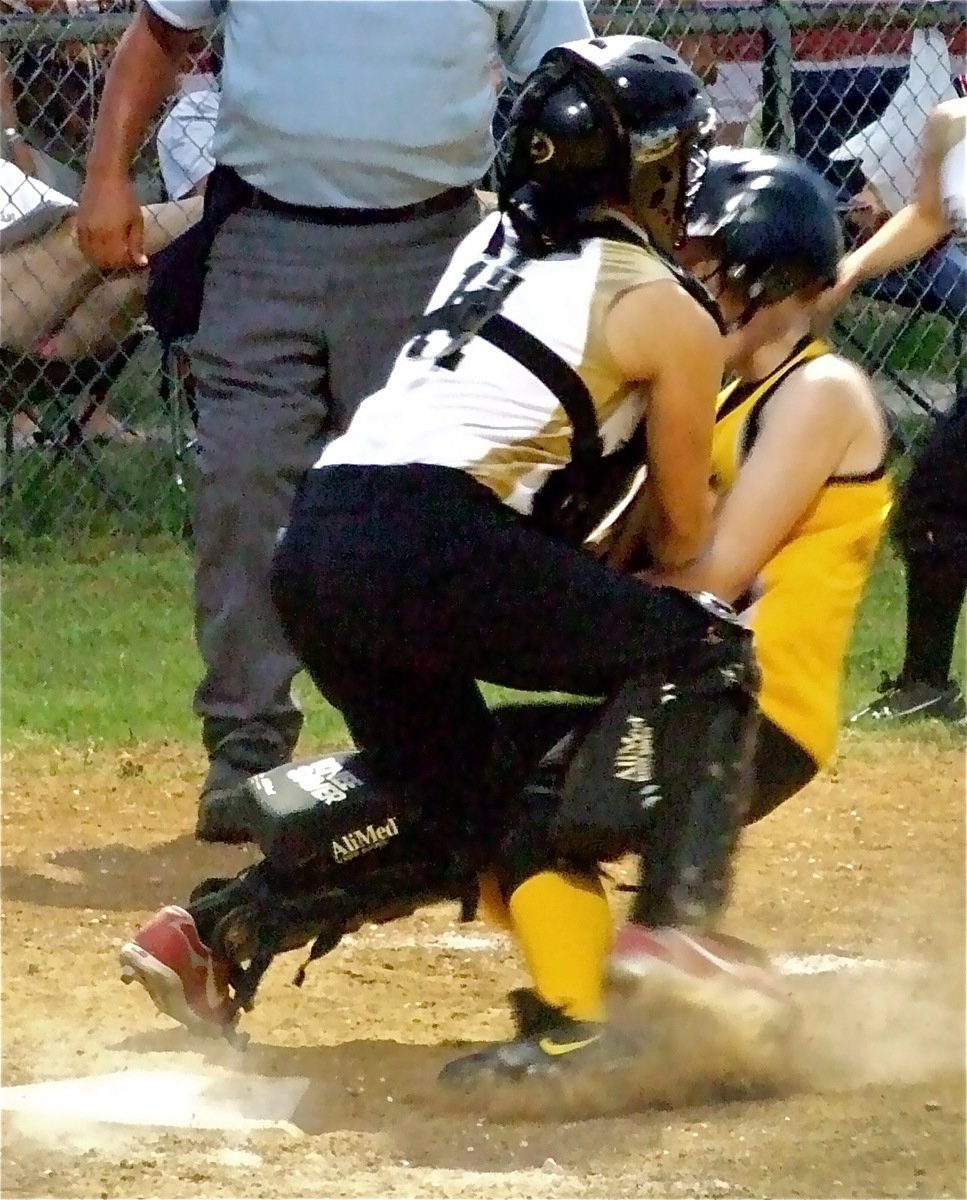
497,59,629,241
496,58,573,209
502,180,560,258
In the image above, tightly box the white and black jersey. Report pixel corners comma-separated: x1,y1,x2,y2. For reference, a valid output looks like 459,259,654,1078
316,210,674,517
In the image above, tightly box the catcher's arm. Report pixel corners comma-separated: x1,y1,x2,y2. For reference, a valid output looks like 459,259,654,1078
602,278,724,571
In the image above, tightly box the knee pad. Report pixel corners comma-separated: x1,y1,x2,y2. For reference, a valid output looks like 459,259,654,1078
236,749,407,866
550,594,760,927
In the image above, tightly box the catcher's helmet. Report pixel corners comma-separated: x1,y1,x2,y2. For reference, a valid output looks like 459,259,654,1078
688,147,844,310
498,35,716,253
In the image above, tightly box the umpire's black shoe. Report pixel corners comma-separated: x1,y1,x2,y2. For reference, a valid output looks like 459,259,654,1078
195,783,256,845
439,988,637,1087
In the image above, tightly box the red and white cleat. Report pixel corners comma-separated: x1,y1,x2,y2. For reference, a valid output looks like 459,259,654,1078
608,924,794,1008
119,905,233,1036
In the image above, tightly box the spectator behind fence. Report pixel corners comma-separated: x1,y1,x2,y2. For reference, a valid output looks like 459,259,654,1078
828,28,964,325
76,0,593,845
1,156,201,442
1,0,132,174
817,97,967,725
1,50,200,444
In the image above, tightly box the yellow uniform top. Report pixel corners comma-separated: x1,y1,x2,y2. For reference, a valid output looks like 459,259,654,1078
712,339,892,766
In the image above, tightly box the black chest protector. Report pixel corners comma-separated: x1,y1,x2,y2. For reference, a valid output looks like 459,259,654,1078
405,216,723,546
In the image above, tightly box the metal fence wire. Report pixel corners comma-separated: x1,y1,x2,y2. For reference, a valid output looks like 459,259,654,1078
1,2,964,550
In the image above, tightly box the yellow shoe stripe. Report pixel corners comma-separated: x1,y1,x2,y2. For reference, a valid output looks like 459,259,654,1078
538,1034,600,1057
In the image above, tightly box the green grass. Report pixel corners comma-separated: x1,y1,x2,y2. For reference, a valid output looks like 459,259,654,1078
845,543,964,745
2,535,962,753
835,301,960,379
1,441,192,552
1,311,954,553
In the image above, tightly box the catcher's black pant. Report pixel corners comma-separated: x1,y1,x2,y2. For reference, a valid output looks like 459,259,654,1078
272,463,728,869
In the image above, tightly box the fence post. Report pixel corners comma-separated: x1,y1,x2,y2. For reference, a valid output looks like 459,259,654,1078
761,0,795,152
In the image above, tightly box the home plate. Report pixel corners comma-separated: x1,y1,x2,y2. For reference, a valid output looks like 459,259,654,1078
774,952,922,977
1,1070,310,1132
345,928,921,979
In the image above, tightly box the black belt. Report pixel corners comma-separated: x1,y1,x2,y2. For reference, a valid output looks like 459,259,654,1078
242,176,476,227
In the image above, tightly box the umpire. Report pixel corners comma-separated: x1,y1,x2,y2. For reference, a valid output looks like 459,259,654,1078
76,0,593,841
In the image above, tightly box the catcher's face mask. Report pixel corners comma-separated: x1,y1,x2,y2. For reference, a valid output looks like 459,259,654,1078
627,111,716,253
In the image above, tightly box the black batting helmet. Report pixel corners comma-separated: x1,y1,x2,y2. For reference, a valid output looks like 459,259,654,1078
688,147,844,310
498,35,716,254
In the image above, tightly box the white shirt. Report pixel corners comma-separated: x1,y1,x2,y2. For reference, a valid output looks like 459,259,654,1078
144,0,592,208
319,211,672,515
156,75,219,201
0,160,75,249
830,29,957,213
940,133,967,235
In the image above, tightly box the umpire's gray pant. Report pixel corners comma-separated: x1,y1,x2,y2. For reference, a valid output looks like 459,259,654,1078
190,197,480,786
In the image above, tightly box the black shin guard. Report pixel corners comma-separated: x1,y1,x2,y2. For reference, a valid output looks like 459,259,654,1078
626,692,759,927
551,600,759,929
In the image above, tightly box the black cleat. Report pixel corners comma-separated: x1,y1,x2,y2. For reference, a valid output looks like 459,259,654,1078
850,676,966,725
195,784,256,845
439,988,638,1087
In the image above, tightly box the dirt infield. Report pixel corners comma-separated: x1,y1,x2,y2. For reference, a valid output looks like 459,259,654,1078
2,734,965,1199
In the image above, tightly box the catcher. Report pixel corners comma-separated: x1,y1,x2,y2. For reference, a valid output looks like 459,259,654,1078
121,129,890,1087
123,33,760,1080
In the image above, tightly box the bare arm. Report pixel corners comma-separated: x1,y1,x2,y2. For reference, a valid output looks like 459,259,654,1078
653,363,873,602
77,6,196,267
1,54,18,126
87,7,192,178
603,280,723,571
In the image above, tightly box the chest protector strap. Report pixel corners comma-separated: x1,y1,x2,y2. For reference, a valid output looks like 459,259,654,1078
476,314,603,470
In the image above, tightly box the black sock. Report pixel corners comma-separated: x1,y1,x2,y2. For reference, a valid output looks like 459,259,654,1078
900,555,966,689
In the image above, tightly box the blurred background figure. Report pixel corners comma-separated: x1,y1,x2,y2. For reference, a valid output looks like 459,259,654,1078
2,0,174,445
820,93,966,725
2,43,200,445
830,28,965,324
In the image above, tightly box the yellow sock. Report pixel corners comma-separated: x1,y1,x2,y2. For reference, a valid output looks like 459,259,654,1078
508,869,613,1023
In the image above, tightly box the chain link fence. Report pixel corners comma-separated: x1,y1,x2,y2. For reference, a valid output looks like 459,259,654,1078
1,2,964,553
